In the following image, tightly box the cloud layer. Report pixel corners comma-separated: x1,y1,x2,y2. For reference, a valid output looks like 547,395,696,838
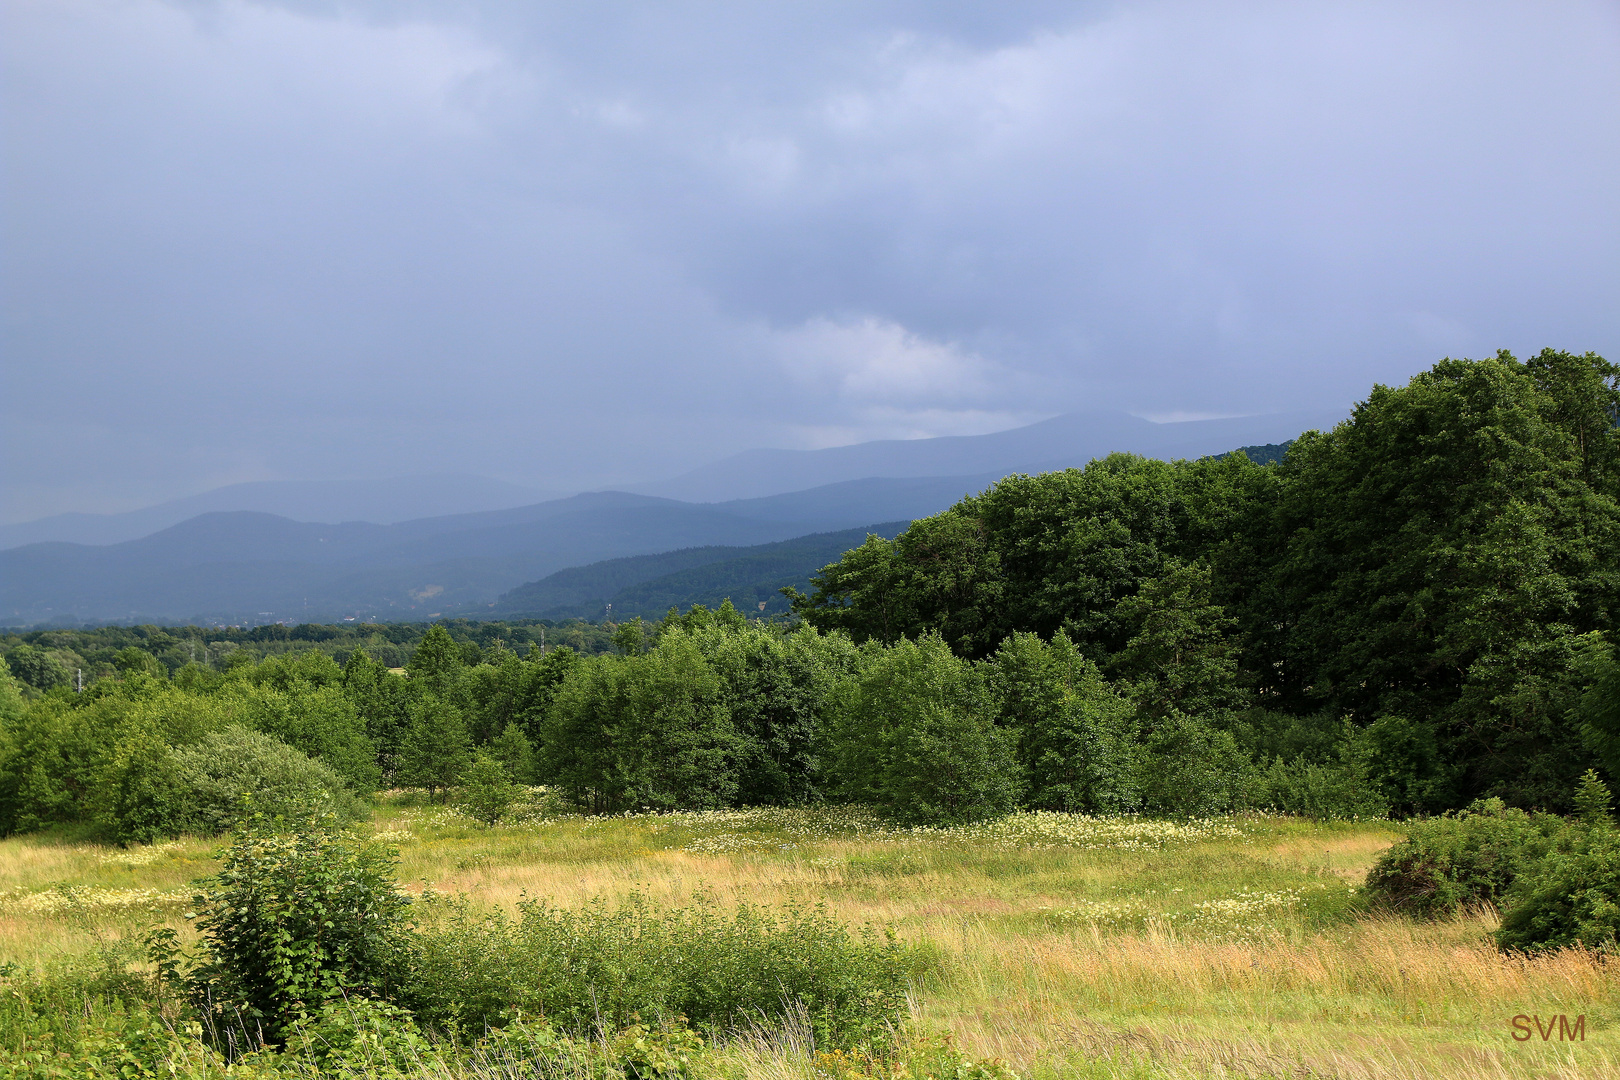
3,0,1617,519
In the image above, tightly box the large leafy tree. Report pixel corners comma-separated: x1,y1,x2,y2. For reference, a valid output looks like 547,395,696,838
990,631,1138,812
792,452,1271,660
1246,350,1620,805
543,632,741,813
823,633,1020,825
691,616,857,806
407,624,468,706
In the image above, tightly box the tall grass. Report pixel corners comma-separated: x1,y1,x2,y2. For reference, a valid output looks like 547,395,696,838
2,800,1616,1077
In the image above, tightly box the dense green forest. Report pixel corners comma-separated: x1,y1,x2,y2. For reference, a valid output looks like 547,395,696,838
2,350,1618,843
0,618,621,687
790,349,1620,813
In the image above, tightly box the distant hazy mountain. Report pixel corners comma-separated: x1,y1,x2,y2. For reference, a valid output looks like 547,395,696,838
639,409,1343,502
491,522,911,622
0,475,555,550
0,431,1313,627
1,482,957,626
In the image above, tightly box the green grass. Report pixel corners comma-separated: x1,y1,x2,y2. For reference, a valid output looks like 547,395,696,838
2,797,1617,1078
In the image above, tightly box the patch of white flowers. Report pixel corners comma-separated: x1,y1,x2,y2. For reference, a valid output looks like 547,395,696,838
681,833,779,855
1186,888,1303,924
0,884,188,915
95,840,185,867
578,807,1252,854
1044,899,1145,926
950,813,1245,851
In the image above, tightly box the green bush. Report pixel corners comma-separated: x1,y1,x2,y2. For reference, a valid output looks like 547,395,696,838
1494,772,1619,953
1137,711,1248,816
543,633,741,813
1249,719,1389,821
1363,798,1573,917
169,725,365,835
1496,830,1620,953
408,891,911,1049
281,996,434,1076
230,681,381,793
475,1015,706,1080
186,813,413,1049
95,725,363,844
991,631,1140,814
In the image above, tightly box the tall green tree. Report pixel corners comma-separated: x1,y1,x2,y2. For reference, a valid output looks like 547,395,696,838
340,648,409,769
396,697,470,801
1106,561,1248,723
824,634,1020,825
991,631,1139,812
543,633,741,813
1248,351,1620,806
693,618,856,806
408,625,468,706
792,452,1275,662
232,682,380,794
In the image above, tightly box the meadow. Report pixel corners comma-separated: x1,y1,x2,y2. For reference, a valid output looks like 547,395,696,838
3,798,1616,1079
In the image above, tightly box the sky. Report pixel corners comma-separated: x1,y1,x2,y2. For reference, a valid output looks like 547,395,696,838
3,0,1618,523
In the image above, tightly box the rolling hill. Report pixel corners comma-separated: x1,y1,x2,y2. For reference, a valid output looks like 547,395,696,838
489,522,911,622
0,431,1308,627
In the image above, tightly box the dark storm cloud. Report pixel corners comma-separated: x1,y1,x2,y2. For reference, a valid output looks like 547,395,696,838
3,0,1617,519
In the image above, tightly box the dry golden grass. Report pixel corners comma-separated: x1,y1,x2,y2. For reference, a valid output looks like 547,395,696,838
2,804,1615,1078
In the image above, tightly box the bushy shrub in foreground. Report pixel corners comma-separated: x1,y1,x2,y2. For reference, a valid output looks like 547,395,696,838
1365,775,1620,953
407,890,912,1049
1363,798,1573,917
1492,772,1620,953
185,813,412,1048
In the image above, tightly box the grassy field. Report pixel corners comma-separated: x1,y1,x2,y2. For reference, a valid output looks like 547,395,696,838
3,799,1617,1079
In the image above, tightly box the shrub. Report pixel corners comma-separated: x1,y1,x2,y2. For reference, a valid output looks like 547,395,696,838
169,725,365,835
1496,830,1620,953
408,891,911,1049
230,681,381,793
1495,773,1620,953
489,721,537,784
475,1015,706,1080
991,631,1140,814
281,996,434,1075
1138,711,1248,816
544,634,741,813
1363,798,1572,917
1249,719,1389,821
186,813,413,1048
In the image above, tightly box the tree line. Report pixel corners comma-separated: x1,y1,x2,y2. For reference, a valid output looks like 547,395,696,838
1,349,1617,835
790,349,1620,814
0,617,620,690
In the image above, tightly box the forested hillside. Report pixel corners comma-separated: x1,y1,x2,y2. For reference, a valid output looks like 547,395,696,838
791,349,1620,811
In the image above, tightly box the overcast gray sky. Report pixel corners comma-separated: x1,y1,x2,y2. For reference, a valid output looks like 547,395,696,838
4,0,1617,522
